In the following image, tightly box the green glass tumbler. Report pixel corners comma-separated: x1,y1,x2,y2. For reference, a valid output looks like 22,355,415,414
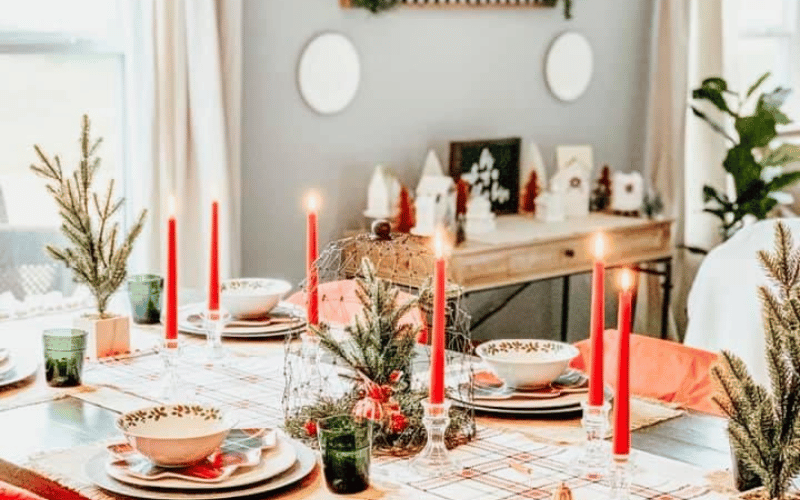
317,415,372,494
127,274,164,324
43,328,87,387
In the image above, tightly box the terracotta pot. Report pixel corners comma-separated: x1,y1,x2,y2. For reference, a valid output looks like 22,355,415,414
74,314,130,359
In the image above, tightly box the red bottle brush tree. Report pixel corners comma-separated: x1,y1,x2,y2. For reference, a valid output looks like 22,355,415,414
395,186,415,233
455,179,470,217
521,171,540,214
591,164,613,212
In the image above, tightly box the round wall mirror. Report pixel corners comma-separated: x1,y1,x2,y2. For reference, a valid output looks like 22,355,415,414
545,32,593,102
298,32,361,115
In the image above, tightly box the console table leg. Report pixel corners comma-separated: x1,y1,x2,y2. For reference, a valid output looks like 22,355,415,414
561,276,570,342
660,259,673,340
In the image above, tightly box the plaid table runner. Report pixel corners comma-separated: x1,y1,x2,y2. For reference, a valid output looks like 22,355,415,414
81,349,286,429
65,350,733,500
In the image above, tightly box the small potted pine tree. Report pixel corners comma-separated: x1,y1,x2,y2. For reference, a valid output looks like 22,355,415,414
711,222,800,500
31,115,147,358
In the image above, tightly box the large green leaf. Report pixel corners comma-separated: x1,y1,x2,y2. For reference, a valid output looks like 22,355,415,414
735,111,777,148
761,144,800,167
737,196,778,220
759,88,793,125
724,145,763,195
766,171,800,192
692,106,735,142
746,72,771,99
703,185,731,206
692,78,735,116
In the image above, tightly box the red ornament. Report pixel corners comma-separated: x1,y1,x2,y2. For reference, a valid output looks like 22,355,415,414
353,398,384,421
303,420,317,437
395,186,415,233
389,370,403,385
389,412,408,434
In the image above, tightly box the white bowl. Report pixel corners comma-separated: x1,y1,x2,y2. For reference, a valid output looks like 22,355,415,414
476,339,579,389
220,278,292,319
116,404,235,467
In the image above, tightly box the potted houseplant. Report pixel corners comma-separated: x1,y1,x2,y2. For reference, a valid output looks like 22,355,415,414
31,115,146,358
691,73,800,241
711,222,800,499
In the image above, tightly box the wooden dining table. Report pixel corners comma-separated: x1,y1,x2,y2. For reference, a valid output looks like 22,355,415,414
0,308,733,500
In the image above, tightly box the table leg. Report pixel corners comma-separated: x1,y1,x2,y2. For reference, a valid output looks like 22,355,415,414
660,258,673,340
561,276,570,342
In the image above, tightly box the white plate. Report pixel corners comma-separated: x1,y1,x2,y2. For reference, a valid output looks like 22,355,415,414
455,390,589,411
0,356,15,379
106,435,297,490
0,350,37,388
463,401,583,416
179,303,305,338
86,439,316,500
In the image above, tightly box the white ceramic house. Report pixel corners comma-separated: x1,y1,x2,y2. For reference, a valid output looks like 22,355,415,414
364,164,400,219
412,150,455,236
611,171,645,213
465,194,496,237
550,158,590,218
521,142,548,194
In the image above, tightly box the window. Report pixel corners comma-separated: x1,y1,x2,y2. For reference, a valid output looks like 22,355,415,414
0,0,126,314
736,0,800,123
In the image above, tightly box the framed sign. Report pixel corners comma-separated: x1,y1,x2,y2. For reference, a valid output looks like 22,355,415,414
449,137,521,214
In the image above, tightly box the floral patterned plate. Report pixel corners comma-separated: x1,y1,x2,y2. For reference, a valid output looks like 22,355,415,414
105,430,298,490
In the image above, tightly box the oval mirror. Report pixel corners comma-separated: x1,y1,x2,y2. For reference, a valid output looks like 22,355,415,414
298,32,361,115
545,32,593,102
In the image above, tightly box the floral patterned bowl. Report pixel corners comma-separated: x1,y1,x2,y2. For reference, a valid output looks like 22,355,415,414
221,278,292,319
475,339,579,389
116,404,236,467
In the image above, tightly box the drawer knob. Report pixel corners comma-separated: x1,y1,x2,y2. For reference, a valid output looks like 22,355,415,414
564,249,575,258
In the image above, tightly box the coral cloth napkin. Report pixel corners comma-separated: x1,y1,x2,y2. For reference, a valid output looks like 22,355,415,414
0,480,46,500
571,330,722,416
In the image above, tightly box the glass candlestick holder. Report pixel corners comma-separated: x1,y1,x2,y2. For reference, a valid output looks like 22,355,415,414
409,399,462,477
607,454,631,500
574,400,610,476
154,339,191,402
202,308,231,363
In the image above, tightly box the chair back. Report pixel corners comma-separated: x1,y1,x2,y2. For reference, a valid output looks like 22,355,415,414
571,331,721,415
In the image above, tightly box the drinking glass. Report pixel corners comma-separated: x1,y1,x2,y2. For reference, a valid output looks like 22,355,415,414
127,274,164,324
317,415,372,494
43,328,87,387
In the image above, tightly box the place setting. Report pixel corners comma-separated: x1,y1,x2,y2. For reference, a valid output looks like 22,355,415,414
83,404,317,500
454,338,609,416
178,279,305,340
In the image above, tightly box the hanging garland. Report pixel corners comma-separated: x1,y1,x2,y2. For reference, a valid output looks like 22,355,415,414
350,0,573,19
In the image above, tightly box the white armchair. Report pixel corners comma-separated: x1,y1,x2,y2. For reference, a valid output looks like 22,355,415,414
683,218,800,386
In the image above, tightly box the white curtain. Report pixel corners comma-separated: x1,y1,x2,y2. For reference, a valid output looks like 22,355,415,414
638,0,734,339
123,0,242,289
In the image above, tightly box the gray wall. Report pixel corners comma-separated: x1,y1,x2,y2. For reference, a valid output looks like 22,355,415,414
241,0,654,341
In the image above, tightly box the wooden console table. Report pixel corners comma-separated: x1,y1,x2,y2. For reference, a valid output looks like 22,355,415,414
340,214,674,340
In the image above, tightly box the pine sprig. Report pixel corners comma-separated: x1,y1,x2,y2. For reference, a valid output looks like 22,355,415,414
30,115,147,317
712,221,800,499
312,258,422,384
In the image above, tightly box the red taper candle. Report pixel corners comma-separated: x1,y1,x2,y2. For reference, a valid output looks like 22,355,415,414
165,195,178,347
612,269,634,456
430,231,447,405
588,234,606,406
306,193,319,327
208,200,220,311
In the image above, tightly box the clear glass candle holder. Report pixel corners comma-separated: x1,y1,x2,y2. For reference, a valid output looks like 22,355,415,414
607,454,631,500
574,400,611,476
409,399,462,477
